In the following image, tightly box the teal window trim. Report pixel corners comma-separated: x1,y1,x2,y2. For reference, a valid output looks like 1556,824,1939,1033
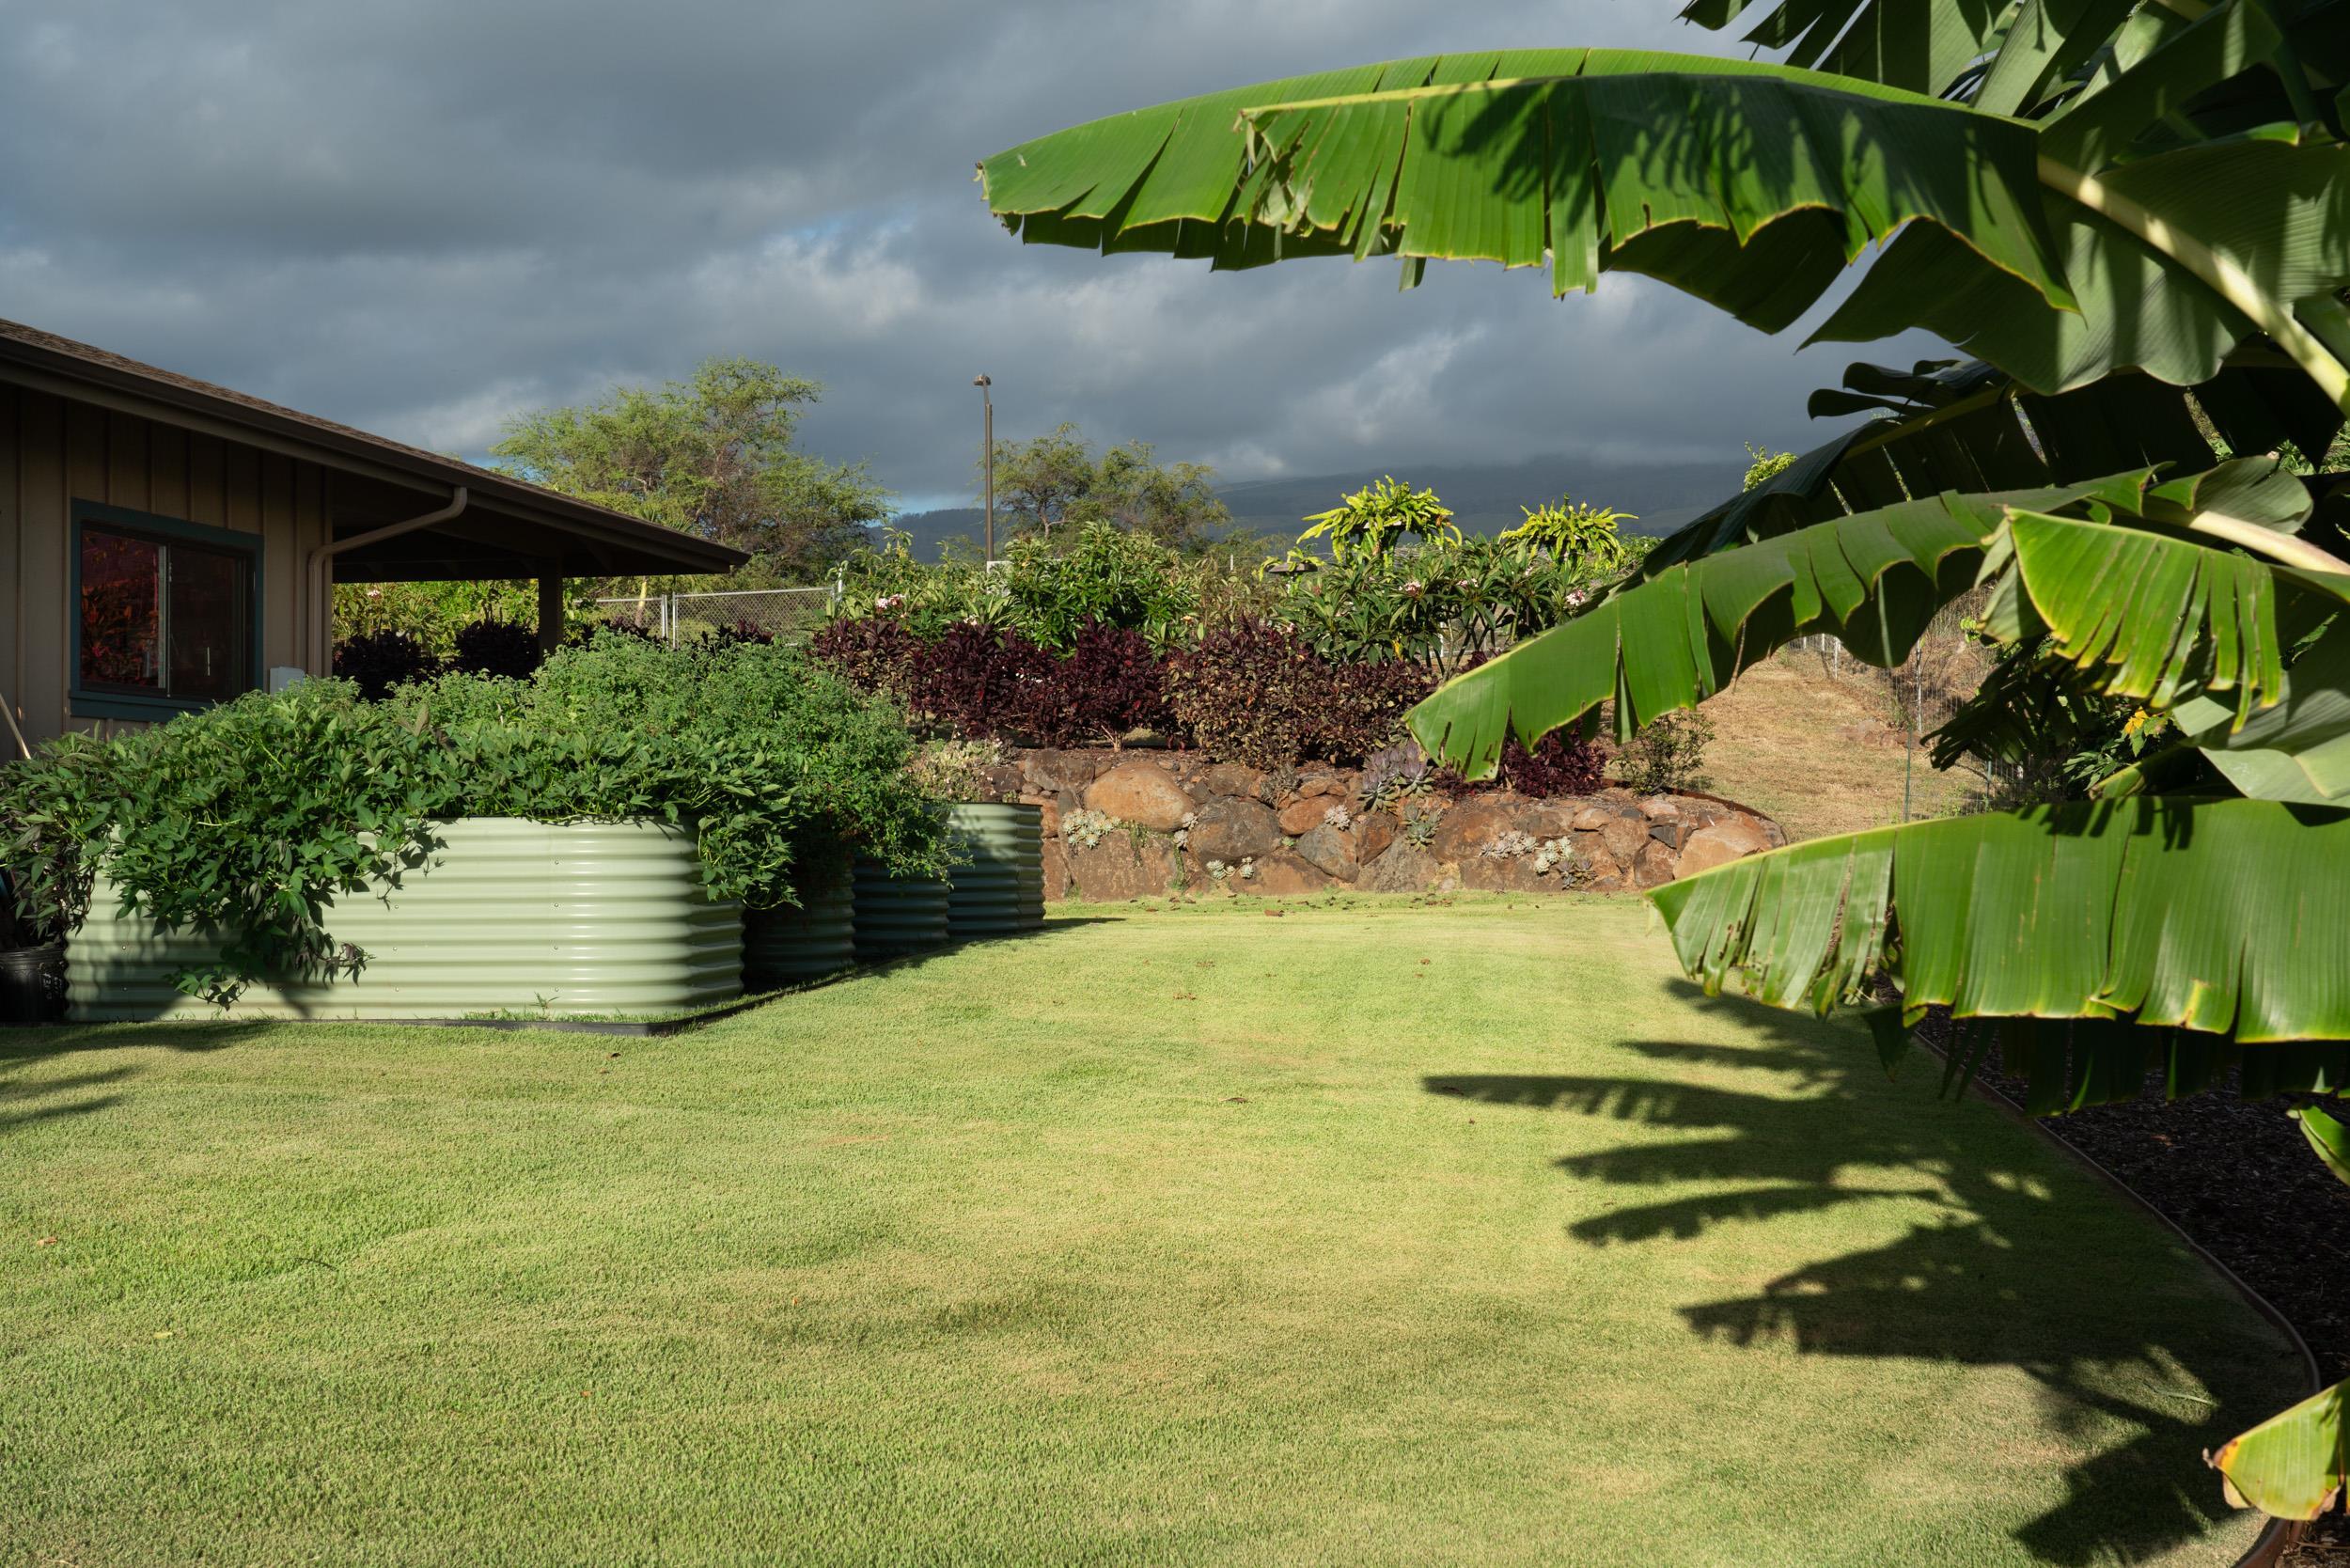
69,500,265,720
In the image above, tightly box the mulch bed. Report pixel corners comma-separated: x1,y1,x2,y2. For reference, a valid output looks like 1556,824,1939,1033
1950,1032,2350,1564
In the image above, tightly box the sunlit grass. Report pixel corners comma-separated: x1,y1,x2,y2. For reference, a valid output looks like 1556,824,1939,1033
0,896,2297,1566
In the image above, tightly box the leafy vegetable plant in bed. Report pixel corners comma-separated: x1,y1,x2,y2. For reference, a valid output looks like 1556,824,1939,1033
0,634,945,1009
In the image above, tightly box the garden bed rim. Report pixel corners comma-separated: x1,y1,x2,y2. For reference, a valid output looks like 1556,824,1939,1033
1955,1061,2318,1567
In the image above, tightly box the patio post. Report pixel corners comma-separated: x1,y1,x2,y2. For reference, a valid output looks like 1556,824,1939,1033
537,570,564,656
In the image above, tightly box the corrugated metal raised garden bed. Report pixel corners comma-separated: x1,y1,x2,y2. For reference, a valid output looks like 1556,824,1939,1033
68,819,743,1022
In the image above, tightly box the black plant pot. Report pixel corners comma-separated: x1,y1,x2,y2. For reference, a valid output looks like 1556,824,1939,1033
0,941,66,1024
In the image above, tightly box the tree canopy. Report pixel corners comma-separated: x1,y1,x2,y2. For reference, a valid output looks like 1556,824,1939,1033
493,358,890,583
987,422,1230,551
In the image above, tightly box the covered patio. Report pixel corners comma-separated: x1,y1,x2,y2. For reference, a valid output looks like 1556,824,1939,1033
0,318,744,740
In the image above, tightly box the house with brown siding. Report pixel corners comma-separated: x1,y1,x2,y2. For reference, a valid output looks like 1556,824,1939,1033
0,319,744,744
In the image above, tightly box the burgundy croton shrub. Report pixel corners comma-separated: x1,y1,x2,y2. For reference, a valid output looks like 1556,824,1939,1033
812,610,1607,785
1495,731,1608,798
1156,619,1434,769
807,616,1176,749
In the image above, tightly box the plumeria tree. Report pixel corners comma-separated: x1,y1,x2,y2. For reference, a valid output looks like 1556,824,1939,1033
978,0,2350,1523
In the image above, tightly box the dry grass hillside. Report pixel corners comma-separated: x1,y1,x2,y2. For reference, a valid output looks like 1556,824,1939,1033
1689,647,1981,843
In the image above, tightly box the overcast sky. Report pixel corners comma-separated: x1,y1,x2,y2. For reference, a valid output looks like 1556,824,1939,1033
0,0,1939,512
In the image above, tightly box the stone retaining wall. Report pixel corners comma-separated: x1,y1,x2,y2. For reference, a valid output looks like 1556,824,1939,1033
974,747,1785,902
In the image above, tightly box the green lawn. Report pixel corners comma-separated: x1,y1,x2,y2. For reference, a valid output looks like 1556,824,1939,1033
0,896,2301,1567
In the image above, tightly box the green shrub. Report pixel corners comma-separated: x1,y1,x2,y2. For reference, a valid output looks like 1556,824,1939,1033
1270,536,1606,673
1610,712,1716,795
832,522,1273,653
0,635,940,1003
1295,477,1460,561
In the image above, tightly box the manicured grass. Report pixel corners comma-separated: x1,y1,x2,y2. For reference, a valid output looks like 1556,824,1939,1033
0,896,2300,1566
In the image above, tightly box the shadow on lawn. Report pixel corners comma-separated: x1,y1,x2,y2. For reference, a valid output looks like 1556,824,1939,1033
1425,982,2292,1568
0,1022,278,1137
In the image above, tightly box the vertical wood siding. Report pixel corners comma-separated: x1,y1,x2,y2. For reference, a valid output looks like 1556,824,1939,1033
0,384,331,742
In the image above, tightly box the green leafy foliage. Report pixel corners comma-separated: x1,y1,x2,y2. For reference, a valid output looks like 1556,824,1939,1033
835,522,1255,652
2295,1103,2350,1189
1407,473,2154,775
491,358,891,583
1296,477,1460,562
2209,1381,2347,1522
1610,712,1715,795
334,578,602,658
1500,495,1639,571
0,636,940,1003
1272,535,1607,674
1741,444,1798,492
986,423,1231,550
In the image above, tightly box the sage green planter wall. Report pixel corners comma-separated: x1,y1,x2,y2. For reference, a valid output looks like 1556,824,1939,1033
67,819,743,1022
744,878,855,988
851,856,948,962
942,803,1044,940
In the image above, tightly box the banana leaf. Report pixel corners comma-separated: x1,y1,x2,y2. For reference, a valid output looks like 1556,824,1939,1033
2209,1381,2347,1520
981,51,2072,329
1651,795,2350,1038
2297,1102,2350,1186
979,36,2350,401
1405,471,2154,774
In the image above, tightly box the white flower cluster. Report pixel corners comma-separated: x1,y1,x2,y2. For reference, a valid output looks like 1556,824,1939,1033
1323,805,1352,830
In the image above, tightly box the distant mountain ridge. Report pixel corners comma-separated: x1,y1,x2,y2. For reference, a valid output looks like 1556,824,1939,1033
882,451,1747,560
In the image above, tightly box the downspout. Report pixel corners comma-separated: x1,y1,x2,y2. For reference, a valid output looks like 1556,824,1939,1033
306,487,468,674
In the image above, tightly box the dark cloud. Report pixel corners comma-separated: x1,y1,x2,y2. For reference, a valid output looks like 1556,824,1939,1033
0,1,1945,510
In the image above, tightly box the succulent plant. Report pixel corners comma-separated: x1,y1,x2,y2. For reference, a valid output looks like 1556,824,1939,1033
1362,742,1434,809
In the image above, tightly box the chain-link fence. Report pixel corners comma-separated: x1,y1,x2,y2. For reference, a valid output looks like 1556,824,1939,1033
589,585,839,646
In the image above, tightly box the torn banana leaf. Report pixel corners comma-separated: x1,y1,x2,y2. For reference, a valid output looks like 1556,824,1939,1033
1407,471,2152,776
1650,797,2350,1042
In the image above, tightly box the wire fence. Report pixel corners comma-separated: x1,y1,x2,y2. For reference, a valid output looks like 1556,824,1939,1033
589,584,840,646
1787,591,1981,675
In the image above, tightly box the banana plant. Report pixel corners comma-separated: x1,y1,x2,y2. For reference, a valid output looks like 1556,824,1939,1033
979,0,2350,1524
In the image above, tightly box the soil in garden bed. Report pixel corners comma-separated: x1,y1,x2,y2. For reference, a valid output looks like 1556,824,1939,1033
1954,1038,2350,1565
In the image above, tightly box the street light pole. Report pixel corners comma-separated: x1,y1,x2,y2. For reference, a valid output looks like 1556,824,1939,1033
974,374,995,562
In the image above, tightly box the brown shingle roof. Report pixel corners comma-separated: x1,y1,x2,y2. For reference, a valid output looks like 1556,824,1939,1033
0,316,746,574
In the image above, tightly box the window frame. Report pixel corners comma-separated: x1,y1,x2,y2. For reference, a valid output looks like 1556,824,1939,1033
69,500,265,720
